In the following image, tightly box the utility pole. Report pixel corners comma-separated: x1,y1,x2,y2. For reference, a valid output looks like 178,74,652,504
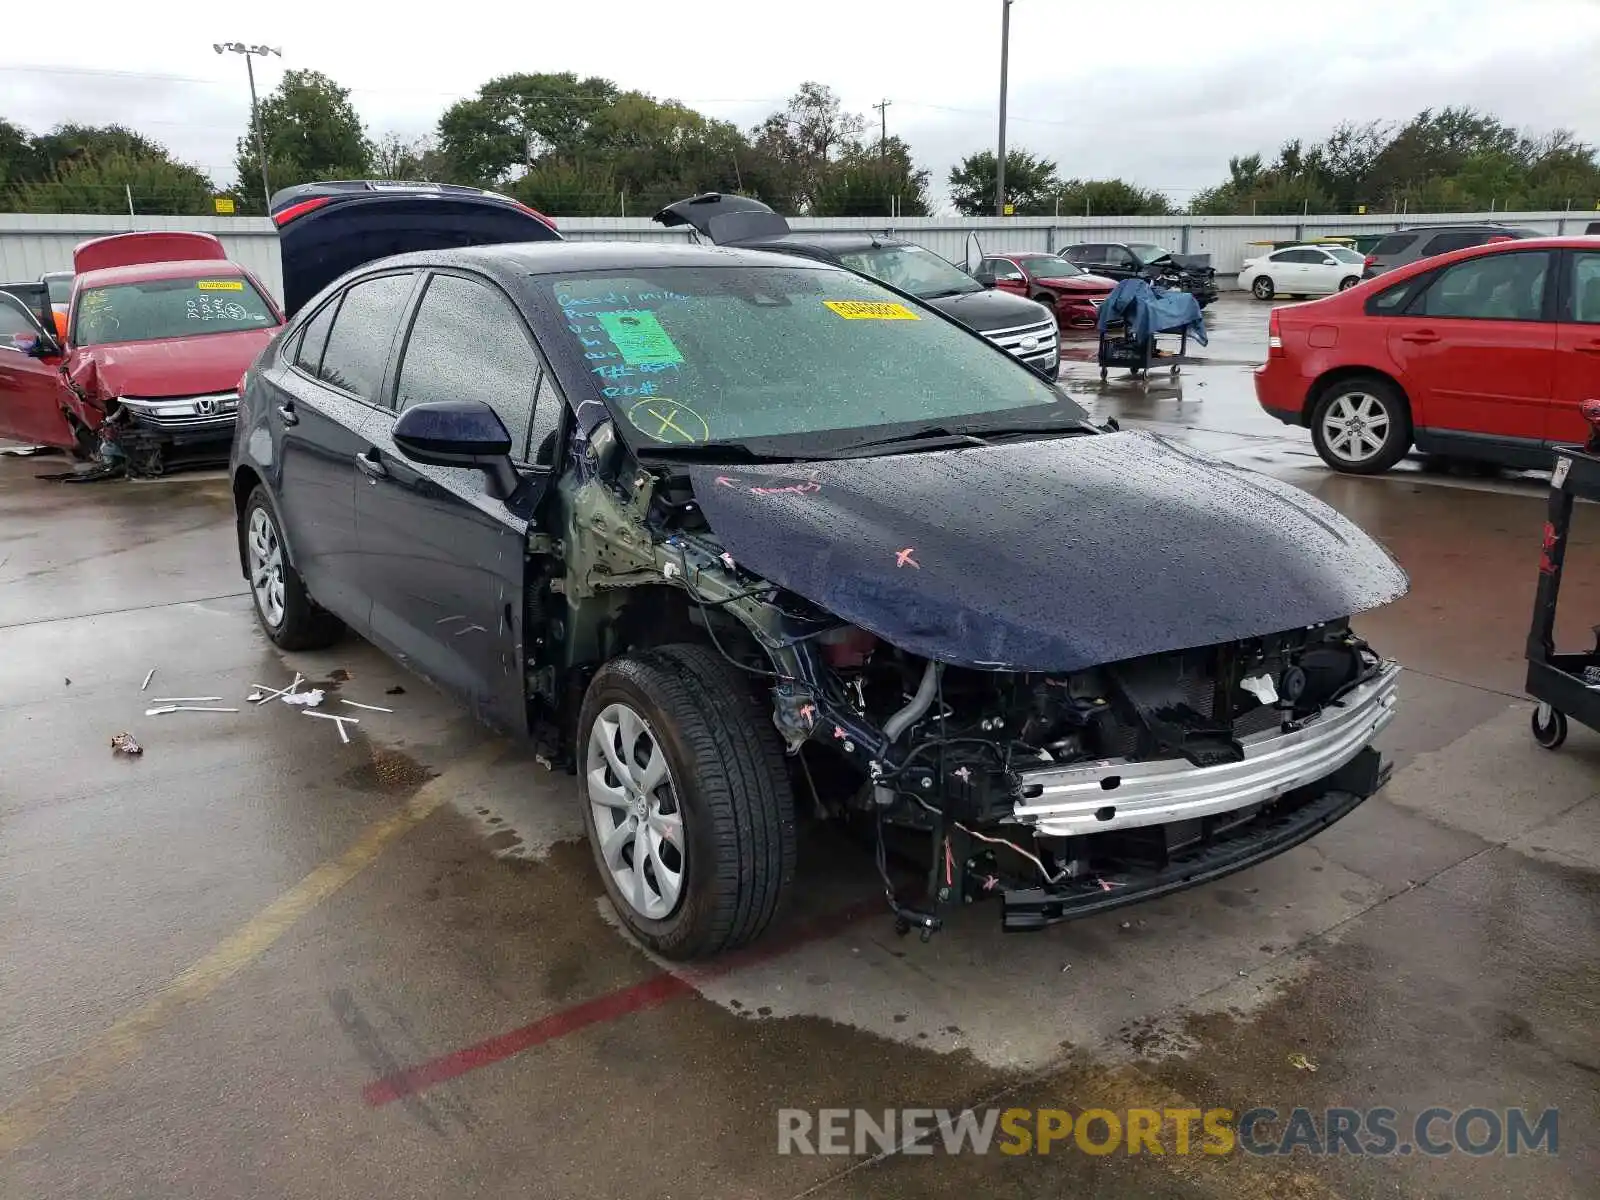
872,99,892,159
995,0,1013,217
214,42,282,212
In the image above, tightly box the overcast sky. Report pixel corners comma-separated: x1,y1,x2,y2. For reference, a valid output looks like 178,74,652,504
5,0,1600,211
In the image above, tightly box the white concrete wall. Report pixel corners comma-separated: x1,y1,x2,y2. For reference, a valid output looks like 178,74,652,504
5,210,1594,303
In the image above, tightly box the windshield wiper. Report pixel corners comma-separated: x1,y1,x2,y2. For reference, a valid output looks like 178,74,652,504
631,440,805,464
821,427,991,456
919,286,979,299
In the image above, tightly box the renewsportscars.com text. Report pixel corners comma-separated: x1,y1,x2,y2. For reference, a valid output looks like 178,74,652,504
776,1106,1559,1157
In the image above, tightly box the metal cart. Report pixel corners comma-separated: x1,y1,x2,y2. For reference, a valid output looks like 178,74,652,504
1525,445,1600,748
1096,322,1191,383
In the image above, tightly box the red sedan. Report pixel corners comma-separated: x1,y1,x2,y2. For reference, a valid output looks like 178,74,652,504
973,252,1116,326
1255,236,1600,474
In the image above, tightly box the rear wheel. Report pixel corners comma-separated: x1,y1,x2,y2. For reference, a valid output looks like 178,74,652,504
578,644,797,959
1251,276,1275,300
241,486,344,650
1532,703,1568,750
1311,377,1412,475
1338,275,1361,291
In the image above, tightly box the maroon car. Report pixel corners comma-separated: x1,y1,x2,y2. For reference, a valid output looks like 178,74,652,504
973,252,1117,326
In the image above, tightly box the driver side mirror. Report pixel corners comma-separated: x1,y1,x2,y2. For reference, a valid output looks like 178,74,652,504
392,399,520,499
972,270,996,288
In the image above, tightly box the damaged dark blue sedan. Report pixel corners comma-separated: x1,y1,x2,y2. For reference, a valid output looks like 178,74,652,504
232,204,1407,960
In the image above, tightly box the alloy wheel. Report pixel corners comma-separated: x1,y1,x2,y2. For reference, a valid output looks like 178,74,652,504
1321,392,1391,464
586,702,686,919
246,506,286,629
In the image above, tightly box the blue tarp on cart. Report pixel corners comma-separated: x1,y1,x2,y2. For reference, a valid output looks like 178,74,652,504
1096,278,1208,347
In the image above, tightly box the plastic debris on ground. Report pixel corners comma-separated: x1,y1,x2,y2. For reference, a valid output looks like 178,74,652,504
141,668,156,691
109,732,143,756
1288,1053,1318,1072
340,699,392,713
280,689,326,708
144,705,239,716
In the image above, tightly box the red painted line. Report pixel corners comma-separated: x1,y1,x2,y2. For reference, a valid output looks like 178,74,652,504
363,899,882,1107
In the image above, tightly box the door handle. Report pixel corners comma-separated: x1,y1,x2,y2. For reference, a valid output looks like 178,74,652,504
355,448,389,481
1576,341,1600,354
1400,330,1440,344
277,402,298,425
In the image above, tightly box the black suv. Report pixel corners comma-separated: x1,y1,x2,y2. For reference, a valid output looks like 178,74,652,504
1360,223,1542,279
231,187,1408,960
1059,242,1219,308
654,193,1060,378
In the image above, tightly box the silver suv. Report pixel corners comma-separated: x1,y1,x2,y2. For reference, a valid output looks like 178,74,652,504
1361,223,1541,279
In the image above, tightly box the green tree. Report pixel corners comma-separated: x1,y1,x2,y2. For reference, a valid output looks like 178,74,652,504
750,83,868,212
8,149,214,215
1050,178,1173,217
234,69,373,212
372,132,449,182
947,148,1058,215
508,158,619,216
0,117,39,187
811,137,930,216
437,72,619,185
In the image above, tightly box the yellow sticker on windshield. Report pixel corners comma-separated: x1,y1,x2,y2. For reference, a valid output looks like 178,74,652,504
824,300,919,320
197,280,244,291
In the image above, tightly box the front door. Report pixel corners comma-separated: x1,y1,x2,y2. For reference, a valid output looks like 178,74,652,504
982,257,1028,296
1385,249,1556,456
0,292,74,448
270,270,418,629
1550,248,1600,448
355,270,563,734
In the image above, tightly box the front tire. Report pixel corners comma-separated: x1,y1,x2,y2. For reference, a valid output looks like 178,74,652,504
578,644,797,959
241,486,344,650
1252,276,1275,300
1532,703,1567,750
1311,377,1412,475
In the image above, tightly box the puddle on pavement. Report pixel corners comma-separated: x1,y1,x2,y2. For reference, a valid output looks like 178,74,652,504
338,747,435,794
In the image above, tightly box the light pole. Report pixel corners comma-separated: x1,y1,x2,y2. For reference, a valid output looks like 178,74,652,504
995,0,1012,217
214,42,282,211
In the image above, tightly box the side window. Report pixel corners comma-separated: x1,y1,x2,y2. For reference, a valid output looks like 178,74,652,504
317,273,414,402
1572,253,1600,324
1105,246,1134,268
0,295,42,351
293,297,339,376
396,273,540,460
1267,250,1294,263
528,371,563,467
1420,231,1477,257
1371,233,1417,257
1418,252,1549,321
991,258,1024,280
1066,245,1097,262
1367,279,1418,316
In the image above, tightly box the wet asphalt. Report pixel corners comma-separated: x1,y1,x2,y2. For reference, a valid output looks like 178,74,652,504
1,294,1596,1198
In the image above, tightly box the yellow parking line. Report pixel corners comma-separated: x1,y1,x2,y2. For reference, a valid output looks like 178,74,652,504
0,742,506,1161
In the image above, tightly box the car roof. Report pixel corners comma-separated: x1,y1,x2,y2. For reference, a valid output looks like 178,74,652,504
76,259,249,289
738,232,910,254
1388,223,1542,235
989,250,1065,257
362,239,847,281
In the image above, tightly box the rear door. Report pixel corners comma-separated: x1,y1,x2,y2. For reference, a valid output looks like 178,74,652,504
355,270,562,733
1385,249,1556,456
271,270,418,628
1550,248,1600,447
0,292,74,448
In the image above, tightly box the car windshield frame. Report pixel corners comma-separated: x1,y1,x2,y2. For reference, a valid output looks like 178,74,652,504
528,263,1090,460
71,274,280,347
1016,255,1084,278
834,243,984,299
1327,247,1365,263
1127,243,1171,265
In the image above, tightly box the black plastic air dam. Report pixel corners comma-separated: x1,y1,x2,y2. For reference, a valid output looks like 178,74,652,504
686,432,1408,673
1001,748,1389,931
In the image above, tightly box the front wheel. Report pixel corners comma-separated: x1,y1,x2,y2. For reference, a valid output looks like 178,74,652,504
1311,377,1413,475
578,644,797,959
1252,276,1275,300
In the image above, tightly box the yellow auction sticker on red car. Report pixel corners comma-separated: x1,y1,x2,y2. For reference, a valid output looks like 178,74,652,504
824,300,919,320
196,280,245,291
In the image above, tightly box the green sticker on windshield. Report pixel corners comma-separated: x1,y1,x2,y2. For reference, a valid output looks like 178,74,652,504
595,310,684,366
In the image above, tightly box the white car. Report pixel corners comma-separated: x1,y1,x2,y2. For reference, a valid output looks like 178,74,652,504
1238,245,1366,300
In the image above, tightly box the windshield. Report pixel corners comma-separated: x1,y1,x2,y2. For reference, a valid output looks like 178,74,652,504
1328,246,1365,263
539,266,1084,452
834,244,982,299
73,275,279,346
1016,255,1082,277
1127,244,1170,265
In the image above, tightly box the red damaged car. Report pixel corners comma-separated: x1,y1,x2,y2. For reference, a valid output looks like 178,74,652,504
0,231,283,473
972,252,1117,326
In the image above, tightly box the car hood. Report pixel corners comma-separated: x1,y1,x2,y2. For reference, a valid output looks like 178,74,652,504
73,327,278,397
924,288,1052,331
1038,273,1116,291
685,432,1407,672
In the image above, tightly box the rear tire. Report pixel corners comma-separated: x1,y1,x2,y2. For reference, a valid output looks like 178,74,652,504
578,643,797,960
1532,704,1567,750
1311,377,1412,475
1252,276,1275,300
241,486,344,650
1338,275,1360,291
